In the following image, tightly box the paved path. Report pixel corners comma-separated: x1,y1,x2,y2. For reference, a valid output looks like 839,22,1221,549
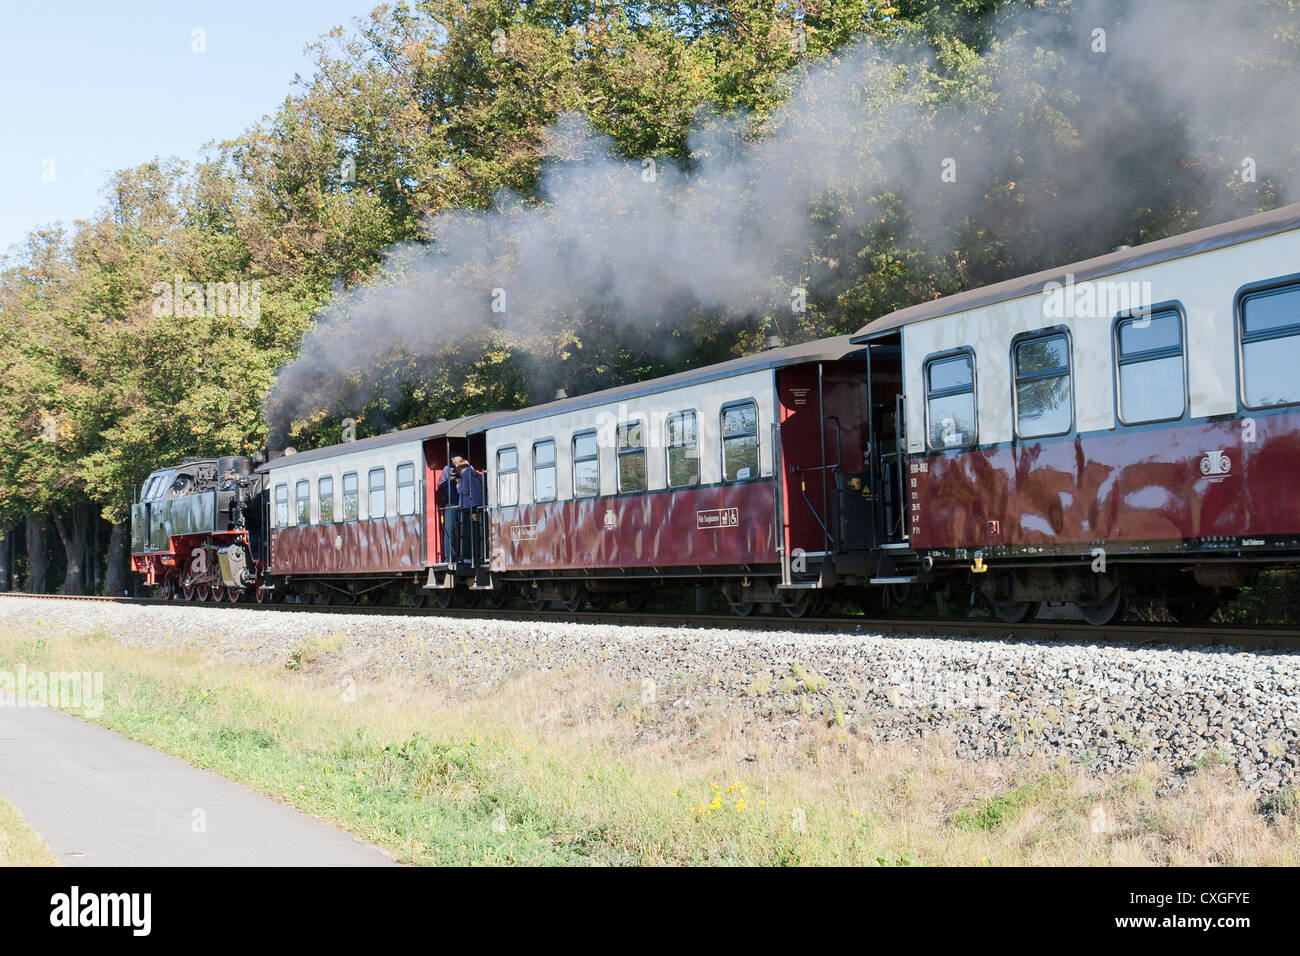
0,693,395,866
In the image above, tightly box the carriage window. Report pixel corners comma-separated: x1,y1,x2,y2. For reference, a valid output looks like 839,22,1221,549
295,479,310,525
397,462,416,516
368,468,386,518
666,411,699,487
497,446,518,507
925,353,976,450
616,421,647,492
722,401,759,481
1240,282,1300,408
533,439,557,502
1014,333,1073,438
274,483,288,529
318,476,334,524
1115,309,1186,423
342,471,358,521
572,431,599,499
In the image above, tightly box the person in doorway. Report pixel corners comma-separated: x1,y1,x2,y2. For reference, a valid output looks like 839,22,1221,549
438,456,465,565
453,457,484,565
455,457,484,509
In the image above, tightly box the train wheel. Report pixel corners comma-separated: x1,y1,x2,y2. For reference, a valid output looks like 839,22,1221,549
433,590,454,610
882,582,912,611
196,584,211,602
558,585,586,613
1168,592,1218,625
225,587,242,603
1078,588,1128,626
482,589,508,609
254,584,270,604
460,590,481,609
400,590,428,609
526,592,548,612
729,601,757,617
160,578,174,601
210,585,226,603
780,592,813,618
621,592,649,612
181,583,195,601
991,598,1039,624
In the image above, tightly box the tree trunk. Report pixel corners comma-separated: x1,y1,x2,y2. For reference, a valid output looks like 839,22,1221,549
53,505,89,596
86,513,97,594
105,521,129,596
90,514,102,594
25,515,48,593
0,526,11,591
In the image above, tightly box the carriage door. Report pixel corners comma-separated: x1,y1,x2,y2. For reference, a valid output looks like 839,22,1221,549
423,439,449,566
778,365,833,585
866,338,908,545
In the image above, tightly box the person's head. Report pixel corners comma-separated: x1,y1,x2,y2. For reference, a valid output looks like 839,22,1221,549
451,456,469,470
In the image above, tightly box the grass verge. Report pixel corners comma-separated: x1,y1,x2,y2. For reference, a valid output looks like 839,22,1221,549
0,795,57,867
0,623,1296,865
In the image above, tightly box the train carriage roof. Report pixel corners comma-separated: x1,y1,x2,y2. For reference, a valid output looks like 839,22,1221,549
256,411,513,472
851,201,1300,342
475,335,867,432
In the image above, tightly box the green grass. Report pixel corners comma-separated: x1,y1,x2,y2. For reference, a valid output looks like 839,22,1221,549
950,772,1072,832
0,796,57,867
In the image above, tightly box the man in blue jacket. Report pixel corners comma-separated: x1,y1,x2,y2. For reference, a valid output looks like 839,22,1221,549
439,456,485,565
438,456,464,565
456,458,485,509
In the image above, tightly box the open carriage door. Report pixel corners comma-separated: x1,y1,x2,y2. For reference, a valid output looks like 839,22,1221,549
423,437,449,567
864,337,908,547
425,429,489,573
777,359,871,588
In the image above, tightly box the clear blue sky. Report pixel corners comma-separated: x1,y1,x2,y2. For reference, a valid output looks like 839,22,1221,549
0,0,381,256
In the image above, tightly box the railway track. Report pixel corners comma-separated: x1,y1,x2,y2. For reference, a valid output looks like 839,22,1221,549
2,591,1298,650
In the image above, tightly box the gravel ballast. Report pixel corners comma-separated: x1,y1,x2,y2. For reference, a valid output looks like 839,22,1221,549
1,598,1296,796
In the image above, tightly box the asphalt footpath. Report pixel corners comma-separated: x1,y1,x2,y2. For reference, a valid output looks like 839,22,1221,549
0,692,395,866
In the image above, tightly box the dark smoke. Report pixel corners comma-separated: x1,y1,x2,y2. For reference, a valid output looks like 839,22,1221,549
267,0,1300,436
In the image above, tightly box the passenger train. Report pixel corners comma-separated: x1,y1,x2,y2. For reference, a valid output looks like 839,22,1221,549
130,203,1300,624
